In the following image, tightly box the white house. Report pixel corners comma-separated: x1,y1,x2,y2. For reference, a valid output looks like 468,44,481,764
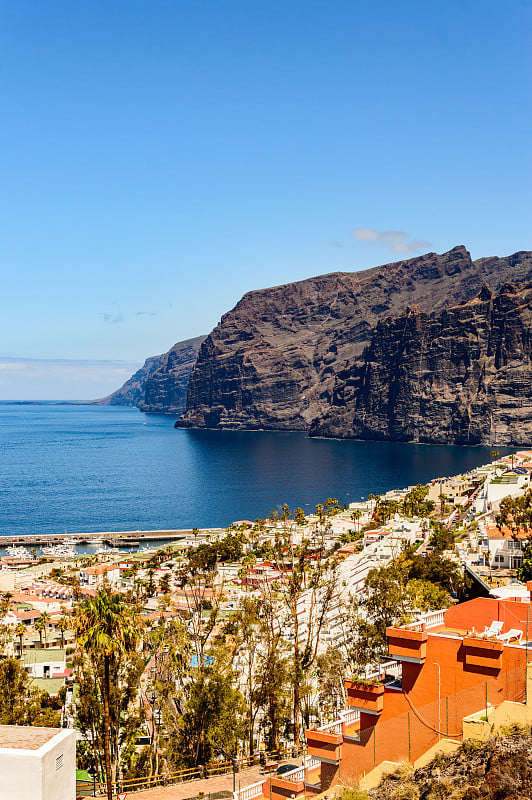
0,725,75,800
23,649,66,679
79,564,120,587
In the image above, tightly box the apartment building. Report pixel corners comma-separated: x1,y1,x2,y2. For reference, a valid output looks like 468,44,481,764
239,595,532,800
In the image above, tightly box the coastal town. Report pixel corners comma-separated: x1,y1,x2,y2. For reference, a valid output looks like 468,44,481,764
3,451,532,799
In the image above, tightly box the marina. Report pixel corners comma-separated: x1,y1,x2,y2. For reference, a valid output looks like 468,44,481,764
0,527,225,555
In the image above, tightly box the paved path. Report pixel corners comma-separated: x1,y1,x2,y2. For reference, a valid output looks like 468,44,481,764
122,761,289,800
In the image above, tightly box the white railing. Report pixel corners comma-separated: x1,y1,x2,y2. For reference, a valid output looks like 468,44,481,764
419,609,445,629
405,609,445,632
238,780,266,800
281,765,306,783
380,660,402,680
317,719,342,734
304,755,321,770
339,708,360,727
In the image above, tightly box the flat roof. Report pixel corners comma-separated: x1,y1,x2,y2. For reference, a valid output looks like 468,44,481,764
0,724,60,750
24,648,66,664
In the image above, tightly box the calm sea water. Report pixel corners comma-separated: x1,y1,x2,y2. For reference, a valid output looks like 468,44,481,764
0,404,513,538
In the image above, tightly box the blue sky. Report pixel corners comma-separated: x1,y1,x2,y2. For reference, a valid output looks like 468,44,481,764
1,0,531,399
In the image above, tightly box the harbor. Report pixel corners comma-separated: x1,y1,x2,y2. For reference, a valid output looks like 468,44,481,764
0,527,225,558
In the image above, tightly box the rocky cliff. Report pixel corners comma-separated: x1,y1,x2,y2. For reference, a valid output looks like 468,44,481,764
139,335,206,415
175,247,532,442
94,353,167,406
95,335,205,414
310,283,532,444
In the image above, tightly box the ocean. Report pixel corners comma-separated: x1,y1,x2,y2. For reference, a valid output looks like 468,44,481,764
0,403,512,539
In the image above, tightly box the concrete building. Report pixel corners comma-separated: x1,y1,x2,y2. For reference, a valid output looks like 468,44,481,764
238,596,532,800
473,470,530,514
0,725,75,800
79,564,120,588
479,523,527,570
305,597,531,791
23,648,66,679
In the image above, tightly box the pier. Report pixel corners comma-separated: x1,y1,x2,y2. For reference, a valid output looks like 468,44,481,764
0,528,225,548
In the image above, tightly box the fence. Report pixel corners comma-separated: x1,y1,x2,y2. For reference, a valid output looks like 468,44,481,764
75,747,298,797
239,779,267,800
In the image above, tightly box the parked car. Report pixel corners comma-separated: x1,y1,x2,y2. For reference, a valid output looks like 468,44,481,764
276,764,299,776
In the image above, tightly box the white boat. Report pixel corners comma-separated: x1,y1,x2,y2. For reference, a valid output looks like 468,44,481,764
41,544,77,559
6,545,32,559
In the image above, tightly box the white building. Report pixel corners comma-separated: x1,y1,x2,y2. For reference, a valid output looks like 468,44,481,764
0,725,75,800
473,471,530,514
23,648,66,679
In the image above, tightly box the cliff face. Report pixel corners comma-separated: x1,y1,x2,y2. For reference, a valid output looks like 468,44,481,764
95,335,205,414
176,247,532,440
94,353,166,406
139,335,206,415
310,284,532,445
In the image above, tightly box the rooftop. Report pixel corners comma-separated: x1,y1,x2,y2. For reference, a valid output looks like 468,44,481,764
0,724,60,750
24,648,66,664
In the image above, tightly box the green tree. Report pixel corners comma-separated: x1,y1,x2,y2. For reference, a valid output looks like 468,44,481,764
351,509,362,531
517,538,532,582
429,522,455,553
57,615,69,649
0,658,60,726
294,507,306,526
35,616,45,647
264,527,340,746
167,662,246,767
14,622,26,659
75,590,140,800
496,489,532,536
40,611,51,645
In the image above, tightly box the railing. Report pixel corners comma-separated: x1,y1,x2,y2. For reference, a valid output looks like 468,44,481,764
317,719,342,734
239,779,266,800
75,748,290,796
279,765,306,783
381,660,402,680
405,609,445,632
339,708,360,727
304,754,321,770
420,609,445,629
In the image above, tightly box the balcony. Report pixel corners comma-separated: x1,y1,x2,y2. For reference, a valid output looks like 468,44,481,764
386,625,428,663
463,635,503,671
345,680,384,715
305,719,343,762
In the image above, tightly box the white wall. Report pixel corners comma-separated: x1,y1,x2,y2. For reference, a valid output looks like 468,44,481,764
0,729,75,800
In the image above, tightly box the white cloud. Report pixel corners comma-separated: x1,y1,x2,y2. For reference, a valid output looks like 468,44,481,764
351,228,431,254
0,358,142,401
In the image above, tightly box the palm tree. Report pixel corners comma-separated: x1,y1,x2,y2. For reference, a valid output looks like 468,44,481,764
14,622,26,658
75,590,139,800
57,616,69,649
35,616,45,647
351,509,362,531
39,611,51,645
